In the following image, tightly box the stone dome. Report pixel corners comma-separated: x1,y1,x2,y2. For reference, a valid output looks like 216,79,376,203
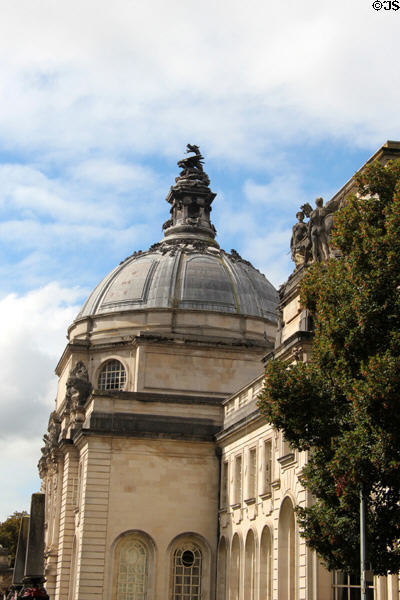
75,145,278,325
76,246,277,322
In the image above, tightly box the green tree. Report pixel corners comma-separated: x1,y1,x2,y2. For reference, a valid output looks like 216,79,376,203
258,159,400,575
0,511,28,565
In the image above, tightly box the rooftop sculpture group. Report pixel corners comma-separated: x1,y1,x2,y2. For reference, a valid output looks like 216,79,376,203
290,197,336,266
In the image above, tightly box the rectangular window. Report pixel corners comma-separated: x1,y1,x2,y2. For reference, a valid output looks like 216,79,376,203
248,448,257,499
71,476,78,509
332,571,375,599
221,461,228,508
264,440,272,495
234,455,242,505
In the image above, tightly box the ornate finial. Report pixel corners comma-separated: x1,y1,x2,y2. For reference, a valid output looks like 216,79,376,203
161,145,218,247
176,144,210,187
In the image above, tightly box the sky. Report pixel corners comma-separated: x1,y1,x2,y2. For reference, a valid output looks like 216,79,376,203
0,0,399,521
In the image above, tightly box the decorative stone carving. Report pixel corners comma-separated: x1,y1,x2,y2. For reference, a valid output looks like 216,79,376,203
228,249,254,269
291,197,338,267
139,237,258,270
41,412,61,456
274,305,284,348
65,361,92,411
176,144,211,186
163,144,217,243
162,218,173,231
290,211,311,266
38,412,61,476
307,197,331,262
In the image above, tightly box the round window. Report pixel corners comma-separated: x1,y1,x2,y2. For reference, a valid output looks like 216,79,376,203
181,550,195,567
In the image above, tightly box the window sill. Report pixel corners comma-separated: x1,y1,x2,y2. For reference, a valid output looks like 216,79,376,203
244,497,256,505
278,453,295,467
259,491,272,500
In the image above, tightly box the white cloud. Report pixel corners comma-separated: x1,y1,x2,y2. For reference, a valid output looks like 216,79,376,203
243,174,308,212
0,0,396,163
0,438,43,519
0,284,84,436
0,283,86,519
0,162,161,225
70,159,156,191
242,230,293,289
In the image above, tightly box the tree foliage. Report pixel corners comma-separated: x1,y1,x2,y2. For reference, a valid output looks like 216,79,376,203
258,159,400,575
0,511,28,565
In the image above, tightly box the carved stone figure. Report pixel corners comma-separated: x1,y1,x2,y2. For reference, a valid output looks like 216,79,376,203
230,249,242,261
65,361,92,411
307,197,331,262
289,197,341,266
176,144,211,187
290,211,311,266
162,218,173,230
41,412,61,457
38,412,62,475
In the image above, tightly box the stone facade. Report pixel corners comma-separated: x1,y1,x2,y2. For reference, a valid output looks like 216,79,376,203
38,142,400,599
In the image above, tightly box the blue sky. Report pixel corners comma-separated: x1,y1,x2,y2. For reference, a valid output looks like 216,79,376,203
0,0,399,521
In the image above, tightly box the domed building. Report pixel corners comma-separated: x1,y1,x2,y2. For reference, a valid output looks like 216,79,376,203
37,141,400,600
39,146,278,600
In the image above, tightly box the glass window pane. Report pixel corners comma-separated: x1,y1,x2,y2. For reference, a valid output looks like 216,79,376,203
116,539,148,600
98,359,127,391
173,544,202,600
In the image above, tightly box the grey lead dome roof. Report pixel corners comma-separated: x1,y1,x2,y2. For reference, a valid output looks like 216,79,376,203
76,246,278,321
76,145,278,323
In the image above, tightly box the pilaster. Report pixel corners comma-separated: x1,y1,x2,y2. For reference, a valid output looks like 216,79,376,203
73,435,111,600
54,442,79,600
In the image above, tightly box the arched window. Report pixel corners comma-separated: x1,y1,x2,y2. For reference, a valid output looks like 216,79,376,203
229,534,241,600
260,526,272,600
244,530,256,600
172,542,202,600
216,537,227,600
98,359,126,391
113,535,151,600
278,497,296,600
